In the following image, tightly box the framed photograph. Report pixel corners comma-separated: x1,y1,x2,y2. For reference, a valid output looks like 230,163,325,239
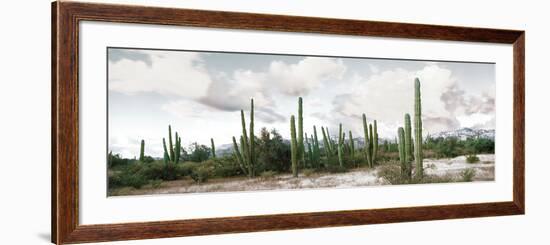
52,1,524,244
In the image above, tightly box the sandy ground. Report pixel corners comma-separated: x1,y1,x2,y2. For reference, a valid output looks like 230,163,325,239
111,154,494,196
424,154,494,181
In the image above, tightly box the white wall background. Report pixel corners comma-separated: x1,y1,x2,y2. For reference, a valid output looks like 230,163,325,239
0,0,546,244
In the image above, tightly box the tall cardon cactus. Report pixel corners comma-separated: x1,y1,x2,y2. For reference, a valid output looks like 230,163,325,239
404,114,413,178
397,127,407,178
414,78,423,179
139,139,145,162
290,115,298,177
337,123,344,167
349,131,355,166
297,97,304,168
312,126,321,168
231,99,256,177
210,138,216,158
162,125,181,164
362,114,372,167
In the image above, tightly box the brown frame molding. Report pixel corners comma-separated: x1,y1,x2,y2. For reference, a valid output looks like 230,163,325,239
52,1,525,244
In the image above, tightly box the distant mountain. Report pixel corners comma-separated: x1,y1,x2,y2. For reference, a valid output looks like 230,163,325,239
429,128,495,140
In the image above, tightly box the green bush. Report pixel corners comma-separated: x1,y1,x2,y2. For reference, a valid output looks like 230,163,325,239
140,162,179,181
190,165,212,184
466,154,480,163
108,164,148,189
260,170,277,180
302,169,316,177
212,165,242,178
177,161,200,176
376,164,407,185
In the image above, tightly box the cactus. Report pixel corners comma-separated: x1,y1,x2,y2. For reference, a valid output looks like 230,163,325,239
404,114,412,161
349,131,355,166
139,139,145,162
162,138,170,163
337,123,344,167
168,125,175,161
321,126,332,166
174,132,181,164
162,125,181,164
326,127,335,153
297,97,304,168
232,136,245,171
313,126,321,168
210,138,216,158
362,114,372,167
373,120,378,164
290,115,298,177
414,78,424,179
305,133,313,167
249,99,255,173
397,127,407,178
404,114,413,178
233,99,256,177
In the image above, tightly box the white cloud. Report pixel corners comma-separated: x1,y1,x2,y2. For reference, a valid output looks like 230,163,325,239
331,64,495,136
268,57,347,96
109,51,212,99
199,57,346,123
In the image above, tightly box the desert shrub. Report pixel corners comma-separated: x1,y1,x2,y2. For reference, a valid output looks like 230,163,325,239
325,165,348,173
177,161,200,176
140,162,179,181
466,154,480,163
190,165,212,184
461,169,476,182
376,164,408,185
212,164,242,178
376,162,454,185
260,170,277,180
302,168,316,177
141,155,155,163
464,137,495,154
434,137,463,158
108,152,137,169
108,164,148,189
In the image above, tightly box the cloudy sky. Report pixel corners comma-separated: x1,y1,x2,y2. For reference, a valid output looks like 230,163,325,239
108,48,495,158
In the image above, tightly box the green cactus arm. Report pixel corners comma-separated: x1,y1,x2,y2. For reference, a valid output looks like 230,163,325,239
404,113,412,162
337,144,344,167
398,127,406,177
240,110,249,149
168,125,175,161
249,98,255,176
321,126,331,157
326,127,334,152
162,138,170,163
290,115,298,177
362,114,372,167
211,138,216,158
313,126,320,167
349,130,355,166
232,136,246,173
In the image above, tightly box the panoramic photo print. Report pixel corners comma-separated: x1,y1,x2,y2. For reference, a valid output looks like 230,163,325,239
107,48,496,196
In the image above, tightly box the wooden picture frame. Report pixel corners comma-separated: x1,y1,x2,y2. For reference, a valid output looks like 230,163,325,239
52,1,525,244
